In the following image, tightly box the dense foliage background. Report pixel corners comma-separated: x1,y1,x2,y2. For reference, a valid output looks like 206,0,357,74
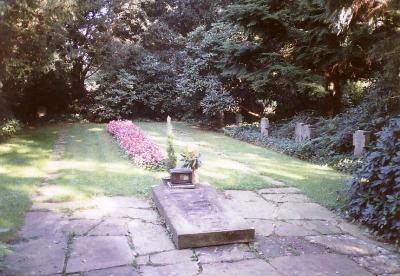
0,0,399,241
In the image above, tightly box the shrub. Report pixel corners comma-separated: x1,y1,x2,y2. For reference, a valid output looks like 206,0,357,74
107,120,163,168
166,116,177,169
0,119,21,141
347,118,400,244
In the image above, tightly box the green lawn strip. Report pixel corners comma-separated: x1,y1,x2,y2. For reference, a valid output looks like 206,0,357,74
44,123,163,202
138,121,349,209
0,126,59,241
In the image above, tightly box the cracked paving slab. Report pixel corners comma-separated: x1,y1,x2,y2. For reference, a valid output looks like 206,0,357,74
66,236,133,273
270,254,374,276
201,259,281,276
3,237,67,276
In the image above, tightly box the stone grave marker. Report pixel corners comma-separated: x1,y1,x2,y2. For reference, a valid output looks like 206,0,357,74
295,123,314,142
152,184,255,249
295,123,304,142
353,130,370,157
302,124,314,141
236,113,244,125
261,118,269,136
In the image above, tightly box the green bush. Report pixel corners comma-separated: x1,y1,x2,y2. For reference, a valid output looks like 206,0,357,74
347,118,400,244
0,119,21,140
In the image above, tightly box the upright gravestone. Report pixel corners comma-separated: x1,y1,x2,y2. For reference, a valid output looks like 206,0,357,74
302,124,314,141
235,113,244,125
353,130,370,157
260,118,269,136
295,123,304,142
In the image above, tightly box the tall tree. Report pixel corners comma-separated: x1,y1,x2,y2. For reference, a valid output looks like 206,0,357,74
222,0,399,115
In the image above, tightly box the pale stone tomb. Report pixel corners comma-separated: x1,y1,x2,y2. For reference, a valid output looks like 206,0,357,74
152,184,255,249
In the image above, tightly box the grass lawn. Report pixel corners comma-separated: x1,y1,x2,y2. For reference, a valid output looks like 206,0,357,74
0,121,348,242
138,121,349,209
42,124,163,202
0,126,59,241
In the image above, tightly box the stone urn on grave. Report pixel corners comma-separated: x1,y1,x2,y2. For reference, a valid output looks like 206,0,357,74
163,168,196,189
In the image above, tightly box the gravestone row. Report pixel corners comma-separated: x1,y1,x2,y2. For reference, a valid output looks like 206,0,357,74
254,118,370,157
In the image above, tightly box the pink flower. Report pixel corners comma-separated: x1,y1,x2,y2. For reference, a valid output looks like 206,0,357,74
107,120,163,168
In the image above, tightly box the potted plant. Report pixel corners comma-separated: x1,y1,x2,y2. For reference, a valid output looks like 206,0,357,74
180,145,202,184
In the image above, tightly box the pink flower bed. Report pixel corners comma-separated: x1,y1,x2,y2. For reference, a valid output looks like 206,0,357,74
107,120,163,167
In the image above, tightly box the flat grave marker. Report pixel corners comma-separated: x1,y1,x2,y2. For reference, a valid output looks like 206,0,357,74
152,184,255,249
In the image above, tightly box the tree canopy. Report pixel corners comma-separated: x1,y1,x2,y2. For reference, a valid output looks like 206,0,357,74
0,0,398,122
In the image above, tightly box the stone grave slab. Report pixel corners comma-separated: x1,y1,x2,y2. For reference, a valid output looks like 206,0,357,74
151,184,255,249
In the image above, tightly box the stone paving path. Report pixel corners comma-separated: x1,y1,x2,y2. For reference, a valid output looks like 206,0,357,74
1,186,399,276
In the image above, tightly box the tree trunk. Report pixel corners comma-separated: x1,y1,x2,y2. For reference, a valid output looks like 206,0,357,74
71,61,86,100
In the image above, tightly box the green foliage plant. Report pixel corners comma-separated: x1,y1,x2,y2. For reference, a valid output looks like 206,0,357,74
166,116,177,169
347,118,400,244
0,118,21,141
180,145,202,170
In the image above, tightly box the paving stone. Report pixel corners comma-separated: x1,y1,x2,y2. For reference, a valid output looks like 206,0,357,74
196,244,256,263
110,208,159,222
31,200,97,211
255,235,327,258
149,249,194,265
353,254,400,274
275,203,337,220
66,236,133,273
128,220,175,255
224,190,277,219
136,255,150,265
140,262,199,276
271,254,373,276
3,238,66,276
290,220,343,235
17,211,67,239
62,219,99,236
258,187,302,194
71,208,109,220
338,221,371,239
245,219,274,236
305,235,390,256
201,259,281,276
84,266,140,276
97,196,152,209
261,193,310,203
89,218,129,236
71,205,159,222
274,221,317,236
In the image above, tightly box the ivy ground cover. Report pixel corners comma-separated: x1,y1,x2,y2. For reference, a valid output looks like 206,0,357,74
107,120,163,168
